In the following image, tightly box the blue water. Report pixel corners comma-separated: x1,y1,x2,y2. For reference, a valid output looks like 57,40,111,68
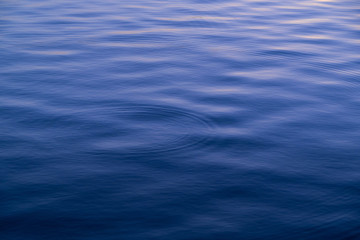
1,0,360,239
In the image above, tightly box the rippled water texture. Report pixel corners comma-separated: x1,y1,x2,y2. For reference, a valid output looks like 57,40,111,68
1,0,360,239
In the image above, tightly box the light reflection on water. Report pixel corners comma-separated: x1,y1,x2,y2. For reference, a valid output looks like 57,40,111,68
1,0,360,239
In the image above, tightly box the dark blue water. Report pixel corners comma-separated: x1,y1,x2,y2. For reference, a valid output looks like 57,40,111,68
1,0,360,239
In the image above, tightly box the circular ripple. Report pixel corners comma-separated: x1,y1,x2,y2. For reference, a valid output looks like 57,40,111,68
88,104,216,156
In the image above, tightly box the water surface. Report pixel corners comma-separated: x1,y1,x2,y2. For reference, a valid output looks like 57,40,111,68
1,0,360,239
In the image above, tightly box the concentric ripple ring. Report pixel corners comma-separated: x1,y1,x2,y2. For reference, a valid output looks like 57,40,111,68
85,104,216,156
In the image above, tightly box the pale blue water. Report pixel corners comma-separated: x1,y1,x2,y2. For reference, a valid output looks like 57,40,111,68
1,0,360,239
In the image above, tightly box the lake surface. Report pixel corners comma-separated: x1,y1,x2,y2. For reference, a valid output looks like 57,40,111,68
1,0,360,239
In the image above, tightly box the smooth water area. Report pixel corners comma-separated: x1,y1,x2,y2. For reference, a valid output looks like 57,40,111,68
1,0,360,239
